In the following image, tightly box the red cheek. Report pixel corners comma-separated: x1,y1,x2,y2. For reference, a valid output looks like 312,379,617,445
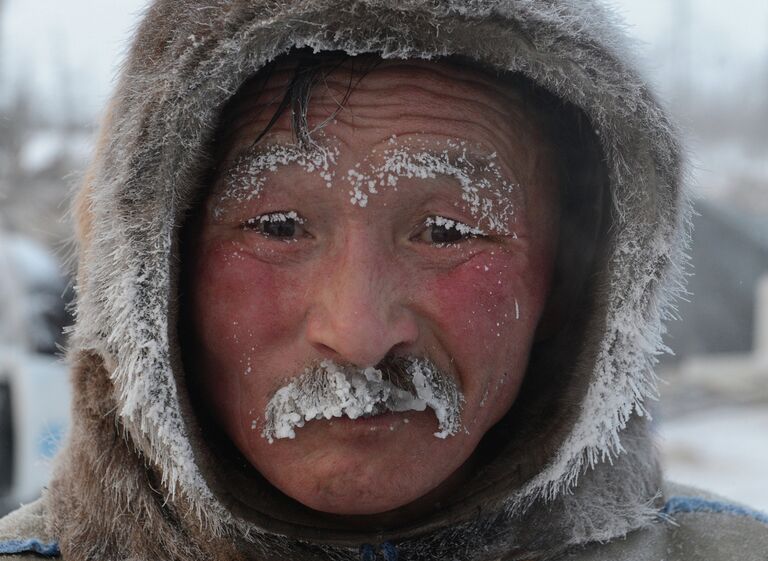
191,241,303,363
428,252,524,343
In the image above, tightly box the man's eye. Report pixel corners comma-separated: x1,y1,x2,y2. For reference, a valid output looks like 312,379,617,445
419,216,485,245
243,211,305,240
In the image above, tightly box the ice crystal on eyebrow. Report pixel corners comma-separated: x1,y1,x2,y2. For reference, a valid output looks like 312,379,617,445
378,145,517,234
260,358,464,443
346,169,369,207
213,143,339,218
342,137,519,234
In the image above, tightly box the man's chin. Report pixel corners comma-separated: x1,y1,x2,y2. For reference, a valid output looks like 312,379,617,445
275,441,479,524
285,468,441,518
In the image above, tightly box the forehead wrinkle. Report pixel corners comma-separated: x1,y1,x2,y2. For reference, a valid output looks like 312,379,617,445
225,62,532,143
318,59,523,103
329,101,523,139
306,87,539,165
341,114,526,152
362,74,494,98
304,77,530,133
304,94,538,166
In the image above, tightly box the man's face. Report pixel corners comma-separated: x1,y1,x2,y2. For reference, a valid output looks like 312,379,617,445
186,58,559,517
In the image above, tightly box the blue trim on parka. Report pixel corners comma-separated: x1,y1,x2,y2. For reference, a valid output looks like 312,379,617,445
0,538,60,557
661,496,768,525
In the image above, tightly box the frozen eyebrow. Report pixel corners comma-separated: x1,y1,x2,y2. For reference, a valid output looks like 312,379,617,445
212,142,339,218
346,140,520,234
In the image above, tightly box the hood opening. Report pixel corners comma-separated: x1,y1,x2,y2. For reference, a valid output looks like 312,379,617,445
174,48,613,542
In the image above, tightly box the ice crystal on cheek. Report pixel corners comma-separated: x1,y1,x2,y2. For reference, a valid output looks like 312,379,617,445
260,358,464,443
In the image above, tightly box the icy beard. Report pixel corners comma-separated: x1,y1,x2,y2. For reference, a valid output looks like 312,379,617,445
261,356,464,443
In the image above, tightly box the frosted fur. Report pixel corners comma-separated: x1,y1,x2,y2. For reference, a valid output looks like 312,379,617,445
49,0,693,559
262,358,463,442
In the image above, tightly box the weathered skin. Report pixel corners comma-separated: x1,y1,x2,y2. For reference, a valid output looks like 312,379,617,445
186,59,560,517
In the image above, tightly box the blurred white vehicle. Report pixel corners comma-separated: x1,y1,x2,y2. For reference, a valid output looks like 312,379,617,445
0,234,71,513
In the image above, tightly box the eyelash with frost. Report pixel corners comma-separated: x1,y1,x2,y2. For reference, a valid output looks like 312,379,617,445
253,211,304,224
426,215,485,237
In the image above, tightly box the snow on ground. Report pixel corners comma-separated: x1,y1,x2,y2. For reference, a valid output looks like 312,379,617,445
659,404,768,513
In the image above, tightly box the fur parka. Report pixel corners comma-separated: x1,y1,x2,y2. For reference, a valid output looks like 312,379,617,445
1,1,767,560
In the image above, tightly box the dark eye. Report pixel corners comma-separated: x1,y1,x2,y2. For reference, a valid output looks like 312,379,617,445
430,223,464,244
419,216,484,245
244,211,305,240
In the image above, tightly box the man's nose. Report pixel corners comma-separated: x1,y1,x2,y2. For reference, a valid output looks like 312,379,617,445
305,235,419,367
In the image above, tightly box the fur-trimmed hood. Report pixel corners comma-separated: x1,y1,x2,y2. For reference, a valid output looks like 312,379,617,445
47,1,689,560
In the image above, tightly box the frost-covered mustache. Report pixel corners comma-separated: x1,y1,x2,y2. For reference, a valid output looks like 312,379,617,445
261,356,464,443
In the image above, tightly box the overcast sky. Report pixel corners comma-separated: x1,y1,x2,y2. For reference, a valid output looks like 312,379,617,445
1,0,767,121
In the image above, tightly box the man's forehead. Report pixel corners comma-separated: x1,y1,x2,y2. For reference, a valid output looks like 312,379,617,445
230,56,525,111
216,55,541,164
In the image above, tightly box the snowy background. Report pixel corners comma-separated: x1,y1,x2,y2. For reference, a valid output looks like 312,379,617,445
0,1,766,513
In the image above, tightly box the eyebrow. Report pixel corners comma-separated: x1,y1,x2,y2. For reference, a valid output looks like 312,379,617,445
371,144,520,198
213,140,522,236
223,142,323,171
217,139,519,203
215,141,339,193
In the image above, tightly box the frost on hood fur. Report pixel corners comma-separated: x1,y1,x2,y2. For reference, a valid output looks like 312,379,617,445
49,1,690,560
